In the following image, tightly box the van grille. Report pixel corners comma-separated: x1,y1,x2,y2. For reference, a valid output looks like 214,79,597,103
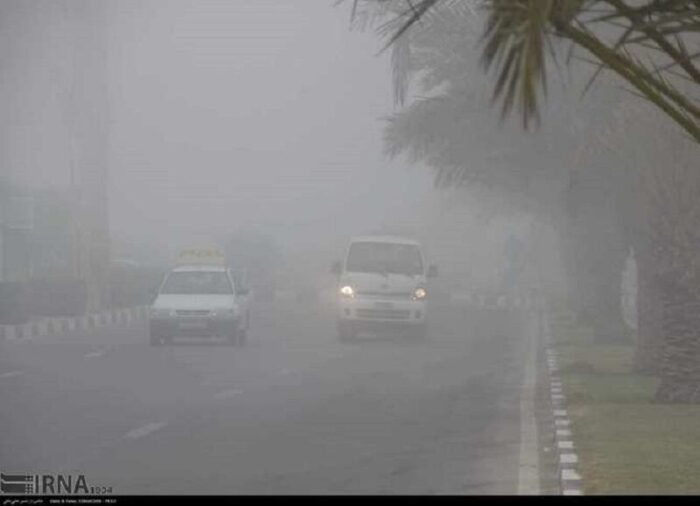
175,310,211,317
355,309,411,320
356,292,411,300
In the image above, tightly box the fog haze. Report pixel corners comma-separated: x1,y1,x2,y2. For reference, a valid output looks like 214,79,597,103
105,0,433,256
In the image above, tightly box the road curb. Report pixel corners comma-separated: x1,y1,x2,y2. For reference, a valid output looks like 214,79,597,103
448,292,533,311
0,306,148,341
542,311,584,496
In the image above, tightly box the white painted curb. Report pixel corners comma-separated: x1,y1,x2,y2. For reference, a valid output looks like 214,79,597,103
543,311,584,496
1,306,148,341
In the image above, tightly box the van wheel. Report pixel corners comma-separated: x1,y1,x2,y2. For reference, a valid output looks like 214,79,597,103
410,324,427,341
338,323,356,343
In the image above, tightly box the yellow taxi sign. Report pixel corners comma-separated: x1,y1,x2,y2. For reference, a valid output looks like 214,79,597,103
176,248,226,267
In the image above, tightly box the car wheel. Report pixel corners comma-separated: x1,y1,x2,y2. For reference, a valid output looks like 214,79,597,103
237,326,247,347
228,326,239,346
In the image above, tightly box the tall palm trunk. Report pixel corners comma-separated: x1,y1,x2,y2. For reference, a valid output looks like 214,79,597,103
634,245,663,375
655,273,700,403
647,161,700,403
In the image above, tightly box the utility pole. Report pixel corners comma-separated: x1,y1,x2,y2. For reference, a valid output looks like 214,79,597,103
63,1,111,312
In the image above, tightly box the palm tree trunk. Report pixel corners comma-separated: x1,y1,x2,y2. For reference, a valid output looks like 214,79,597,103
655,271,700,403
634,247,663,375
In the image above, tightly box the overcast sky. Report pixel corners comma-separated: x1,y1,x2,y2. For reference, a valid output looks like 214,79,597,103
104,0,434,257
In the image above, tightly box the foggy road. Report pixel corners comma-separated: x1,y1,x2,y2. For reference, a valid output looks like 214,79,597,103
0,299,534,494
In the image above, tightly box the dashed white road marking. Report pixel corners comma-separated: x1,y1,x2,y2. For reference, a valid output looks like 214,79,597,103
124,422,167,440
0,370,24,379
214,388,244,400
84,351,106,358
276,369,292,377
558,440,575,450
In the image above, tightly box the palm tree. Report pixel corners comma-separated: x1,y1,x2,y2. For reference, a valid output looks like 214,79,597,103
348,0,700,402
352,0,700,138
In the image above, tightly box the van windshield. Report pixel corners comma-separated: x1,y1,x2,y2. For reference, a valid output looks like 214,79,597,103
345,242,423,276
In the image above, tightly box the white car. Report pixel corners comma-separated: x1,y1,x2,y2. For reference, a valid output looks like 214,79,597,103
148,265,251,346
332,236,437,341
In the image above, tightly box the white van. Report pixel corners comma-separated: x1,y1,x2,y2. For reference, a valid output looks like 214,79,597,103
332,236,438,341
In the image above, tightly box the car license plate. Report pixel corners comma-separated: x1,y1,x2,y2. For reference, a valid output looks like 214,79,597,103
374,301,394,309
179,321,207,330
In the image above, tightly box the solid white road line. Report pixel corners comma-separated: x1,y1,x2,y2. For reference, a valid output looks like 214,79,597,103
124,422,167,440
517,318,540,495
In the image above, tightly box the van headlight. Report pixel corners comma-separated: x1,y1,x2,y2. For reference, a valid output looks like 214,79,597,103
339,285,355,298
413,287,427,300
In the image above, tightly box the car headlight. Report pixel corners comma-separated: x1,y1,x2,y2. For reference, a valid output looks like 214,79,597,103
213,307,236,317
339,285,355,298
413,287,427,300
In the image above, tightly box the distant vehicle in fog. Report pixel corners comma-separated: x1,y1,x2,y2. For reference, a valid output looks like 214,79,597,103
224,231,280,303
148,249,251,346
332,236,438,342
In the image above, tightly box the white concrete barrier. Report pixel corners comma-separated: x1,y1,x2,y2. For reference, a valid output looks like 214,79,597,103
1,305,148,341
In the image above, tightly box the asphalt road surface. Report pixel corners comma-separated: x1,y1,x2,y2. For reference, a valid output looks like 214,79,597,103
0,298,535,494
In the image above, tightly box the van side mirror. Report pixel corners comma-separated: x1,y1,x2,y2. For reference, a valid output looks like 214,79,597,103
427,265,438,278
331,261,342,275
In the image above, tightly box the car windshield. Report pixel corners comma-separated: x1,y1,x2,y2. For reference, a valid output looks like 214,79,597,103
160,271,233,295
345,242,423,276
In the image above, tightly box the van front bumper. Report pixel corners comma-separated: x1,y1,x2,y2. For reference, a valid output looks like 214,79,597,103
337,297,426,327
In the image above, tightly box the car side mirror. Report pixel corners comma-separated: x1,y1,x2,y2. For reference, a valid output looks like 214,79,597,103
427,265,438,278
331,261,342,275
